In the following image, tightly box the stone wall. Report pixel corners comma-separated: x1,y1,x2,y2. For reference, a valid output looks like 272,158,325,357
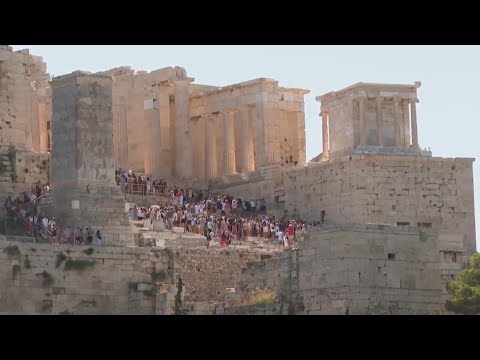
0,224,456,315
235,225,445,315
13,149,49,186
206,154,476,254
172,246,280,303
0,235,283,315
286,155,476,253
42,71,133,246
0,46,51,212
0,238,173,315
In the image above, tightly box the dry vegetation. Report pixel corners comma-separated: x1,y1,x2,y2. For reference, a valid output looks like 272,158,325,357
234,289,277,308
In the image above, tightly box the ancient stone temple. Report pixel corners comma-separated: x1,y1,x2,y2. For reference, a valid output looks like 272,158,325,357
100,66,309,179
0,45,477,315
0,46,50,213
41,71,133,246
315,82,429,160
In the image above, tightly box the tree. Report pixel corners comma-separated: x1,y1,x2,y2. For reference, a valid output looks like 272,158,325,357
445,252,480,315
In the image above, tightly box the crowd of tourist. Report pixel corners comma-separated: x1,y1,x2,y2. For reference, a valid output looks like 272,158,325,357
3,184,103,245
3,175,313,251
115,169,167,196
129,187,308,249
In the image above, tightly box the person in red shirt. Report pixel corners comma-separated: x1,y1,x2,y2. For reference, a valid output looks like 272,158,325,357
220,231,227,247
287,223,295,245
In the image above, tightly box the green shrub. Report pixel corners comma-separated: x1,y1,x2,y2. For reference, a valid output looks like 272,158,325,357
64,259,95,272
40,271,54,287
4,245,22,260
55,253,67,268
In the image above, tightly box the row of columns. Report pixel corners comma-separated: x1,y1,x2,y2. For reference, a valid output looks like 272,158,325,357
173,80,192,179
322,96,419,156
144,80,259,180
202,107,256,179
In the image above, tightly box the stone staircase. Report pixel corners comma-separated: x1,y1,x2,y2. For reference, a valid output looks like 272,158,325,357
130,217,283,253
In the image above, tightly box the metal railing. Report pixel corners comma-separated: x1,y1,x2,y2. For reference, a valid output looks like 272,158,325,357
120,183,168,197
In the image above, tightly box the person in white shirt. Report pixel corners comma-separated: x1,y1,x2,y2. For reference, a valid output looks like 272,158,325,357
29,192,37,203
277,230,284,243
42,216,49,229
48,218,56,230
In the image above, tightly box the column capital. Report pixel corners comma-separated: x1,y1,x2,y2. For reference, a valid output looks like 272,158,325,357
376,97,384,103
409,97,419,104
393,96,401,103
320,107,329,114
357,95,367,101
151,80,174,89
172,77,194,85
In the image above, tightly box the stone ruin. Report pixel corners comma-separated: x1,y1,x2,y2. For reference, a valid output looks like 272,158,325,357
0,45,476,315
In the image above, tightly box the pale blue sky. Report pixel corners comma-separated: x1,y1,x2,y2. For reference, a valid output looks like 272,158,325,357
14,45,480,249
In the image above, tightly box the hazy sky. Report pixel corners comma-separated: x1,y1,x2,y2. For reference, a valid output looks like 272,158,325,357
13,45,480,248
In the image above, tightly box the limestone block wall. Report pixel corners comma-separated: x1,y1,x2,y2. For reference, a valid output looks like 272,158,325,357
207,154,476,254
13,150,49,187
171,247,279,303
0,226,451,315
45,72,133,246
0,239,173,315
283,155,476,253
202,165,285,217
235,225,445,315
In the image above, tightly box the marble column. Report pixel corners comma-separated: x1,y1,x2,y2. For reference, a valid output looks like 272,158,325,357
393,97,401,146
205,114,217,179
410,98,419,148
118,97,128,169
376,97,384,146
248,106,257,171
37,86,49,153
359,96,366,146
144,94,162,176
31,87,40,152
223,110,236,175
240,106,252,172
347,98,355,147
143,99,152,173
402,99,411,146
255,92,279,167
173,80,192,178
321,108,329,159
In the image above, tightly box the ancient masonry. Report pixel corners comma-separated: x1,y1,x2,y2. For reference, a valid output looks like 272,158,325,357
99,67,308,179
0,46,50,214
0,46,477,315
40,71,134,246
